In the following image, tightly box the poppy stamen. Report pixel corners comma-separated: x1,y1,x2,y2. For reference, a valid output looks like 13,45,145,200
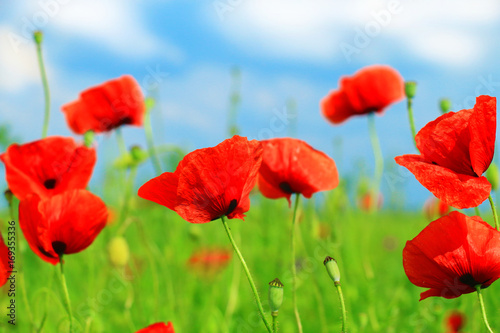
44,178,57,189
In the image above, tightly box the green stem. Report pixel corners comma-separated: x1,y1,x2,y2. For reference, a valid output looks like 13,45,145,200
272,314,278,333
291,193,303,333
221,216,272,333
475,285,494,333
58,260,73,333
115,128,127,155
34,32,51,138
488,195,499,231
368,113,384,213
474,206,481,218
406,97,417,149
335,283,347,333
144,107,162,175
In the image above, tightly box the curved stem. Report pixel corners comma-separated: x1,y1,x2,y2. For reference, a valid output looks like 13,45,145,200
475,285,494,333
144,106,163,175
221,216,272,333
291,193,303,333
34,33,51,138
488,194,499,231
58,260,73,333
406,97,417,149
368,113,384,213
335,283,347,333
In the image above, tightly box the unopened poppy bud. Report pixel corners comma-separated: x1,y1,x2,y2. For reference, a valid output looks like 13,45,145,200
130,145,147,162
486,163,499,191
439,98,452,114
268,278,284,314
108,236,130,267
324,256,341,285
84,130,95,147
404,81,417,99
145,97,155,112
33,30,43,45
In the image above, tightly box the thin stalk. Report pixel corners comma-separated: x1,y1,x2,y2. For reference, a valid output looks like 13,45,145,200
58,260,73,333
488,194,499,231
272,314,278,333
144,105,162,175
115,128,127,156
474,206,481,218
220,216,272,333
335,282,347,333
34,31,51,138
224,229,242,328
368,113,384,213
475,286,494,333
19,273,35,329
406,97,417,149
290,193,303,333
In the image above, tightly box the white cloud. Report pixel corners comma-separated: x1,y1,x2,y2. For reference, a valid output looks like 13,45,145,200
207,0,500,67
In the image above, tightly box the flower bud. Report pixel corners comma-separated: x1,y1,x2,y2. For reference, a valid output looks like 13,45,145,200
487,163,499,191
33,30,43,45
145,97,156,112
268,278,284,314
130,145,148,163
439,98,452,114
404,81,417,99
108,236,130,267
324,256,341,284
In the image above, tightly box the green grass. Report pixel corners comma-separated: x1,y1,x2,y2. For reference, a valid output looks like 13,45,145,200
1,190,499,332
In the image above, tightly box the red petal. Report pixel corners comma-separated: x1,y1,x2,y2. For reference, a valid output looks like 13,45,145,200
257,173,292,205
469,95,496,176
258,138,339,201
0,136,96,200
136,322,175,333
395,154,490,209
416,109,475,176
62,75,145,134
138,172,179,211
320,89,356,125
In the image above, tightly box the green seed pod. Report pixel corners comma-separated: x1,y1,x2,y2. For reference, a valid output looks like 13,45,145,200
108,236,130,267
33,30,43,45
268,278,284,314
130,145,148,163
404,81,417,99
324,256,341,284
439,98,452,114
487,163,499,191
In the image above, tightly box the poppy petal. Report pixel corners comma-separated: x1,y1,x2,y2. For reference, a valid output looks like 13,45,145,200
257,174,292,204
469,95,496,176
395,155,490,208
136,322,175,333
138,172,179,211
321,89,356,124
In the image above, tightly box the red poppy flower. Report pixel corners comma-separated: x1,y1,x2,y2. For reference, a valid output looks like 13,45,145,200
62,75,145,134
136,322,175,333
188,248,232,274
403,211,500,300
257,138,339,204
395,95,496,209
19,189,108,265
0,234,10,287
138,135,262,224
321,65,404,124
0,136,96,200
446,311,465,333
423,196,450,221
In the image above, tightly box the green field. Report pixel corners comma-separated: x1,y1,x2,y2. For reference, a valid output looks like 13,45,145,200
2,185,498,332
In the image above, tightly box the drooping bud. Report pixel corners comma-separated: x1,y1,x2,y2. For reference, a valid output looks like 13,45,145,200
439,98,452,114
145,97,156,112
404,81,417,99
108,236,130,267
324,256,341,285
486,163,499,191
268,278,284,314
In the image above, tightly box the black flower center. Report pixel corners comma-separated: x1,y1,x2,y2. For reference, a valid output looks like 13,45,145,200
279,182,294,194
226,199,238,216
44,179,57,189
459,273,480,287
52,241,67,257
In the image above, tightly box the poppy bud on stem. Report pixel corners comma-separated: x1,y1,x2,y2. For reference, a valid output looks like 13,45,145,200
33,30,51,139
439,98,452,114
404,81,418,149
268,278,284,333
324,256,346,333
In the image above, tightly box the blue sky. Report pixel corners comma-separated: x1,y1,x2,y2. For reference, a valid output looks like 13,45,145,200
1,1,500,209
